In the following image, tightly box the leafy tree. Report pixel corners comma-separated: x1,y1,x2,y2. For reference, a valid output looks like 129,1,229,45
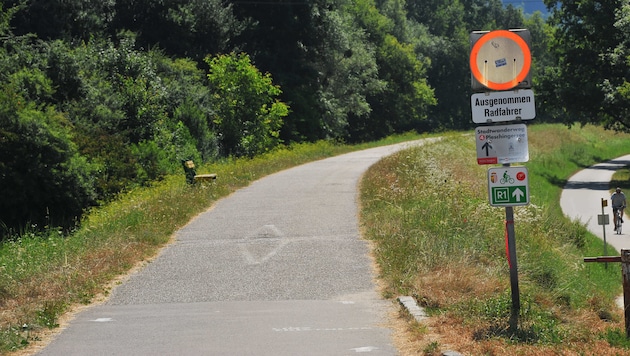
157,57,220,161
3,0,115,40
461,0,521,30
376,0,412,43
60,35,209,197
524,11,559,122
309,7,386,140
347,0,435,139
543,0,630,130
205,53,288,157
5,0,242,59
0,85,96,236
407,0,528,130
601,2,630,131
234,0,387,142
524,11,556,75
0,5,96,235
368,34,436,135
111,0,244,60
232,0,317,141
43,40,84,104
173,99,218,161
405,0,470,130
407,0,464,35
0,0,566,236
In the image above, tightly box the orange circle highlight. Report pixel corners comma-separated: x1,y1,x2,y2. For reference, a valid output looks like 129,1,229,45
470,30,531,91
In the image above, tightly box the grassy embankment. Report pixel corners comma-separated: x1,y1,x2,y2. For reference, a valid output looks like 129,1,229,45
0,133,422,353
360,124,630,355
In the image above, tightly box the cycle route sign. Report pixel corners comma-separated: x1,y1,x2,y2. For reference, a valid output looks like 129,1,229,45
487,166,529,206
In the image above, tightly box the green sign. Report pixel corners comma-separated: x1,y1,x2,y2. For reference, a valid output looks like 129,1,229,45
490,186,528,206
487,167,529,207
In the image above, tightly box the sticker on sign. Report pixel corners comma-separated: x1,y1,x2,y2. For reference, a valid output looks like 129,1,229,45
487,166,529,206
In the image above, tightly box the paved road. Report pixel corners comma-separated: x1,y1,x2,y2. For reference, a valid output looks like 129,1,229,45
37,140,434,356
560,154,630,252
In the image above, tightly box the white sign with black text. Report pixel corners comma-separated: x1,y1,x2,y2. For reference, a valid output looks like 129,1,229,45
471,89,535,123
476,123,529,165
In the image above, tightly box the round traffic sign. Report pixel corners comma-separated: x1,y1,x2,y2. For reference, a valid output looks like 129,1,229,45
470,30,531,91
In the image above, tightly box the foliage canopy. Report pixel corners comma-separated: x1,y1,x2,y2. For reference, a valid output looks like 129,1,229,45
0,0,627,235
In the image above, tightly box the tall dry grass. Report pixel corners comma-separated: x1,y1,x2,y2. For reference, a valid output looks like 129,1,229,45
361,124,630,355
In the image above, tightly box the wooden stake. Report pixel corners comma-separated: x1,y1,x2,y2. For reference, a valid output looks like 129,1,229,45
584,249,630,337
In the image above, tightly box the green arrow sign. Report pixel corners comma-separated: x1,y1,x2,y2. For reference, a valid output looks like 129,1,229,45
490,186,528,205
487,167,529,207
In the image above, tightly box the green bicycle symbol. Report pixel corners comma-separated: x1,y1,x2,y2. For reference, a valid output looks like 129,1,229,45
500,171,515,184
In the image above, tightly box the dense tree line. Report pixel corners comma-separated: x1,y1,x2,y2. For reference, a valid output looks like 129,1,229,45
540,0,630,130
0,0,626,237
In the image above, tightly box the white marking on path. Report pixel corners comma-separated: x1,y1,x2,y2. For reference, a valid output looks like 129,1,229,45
92,318,114,322
272,326,372,332
239,224,289,265
351,346,379,352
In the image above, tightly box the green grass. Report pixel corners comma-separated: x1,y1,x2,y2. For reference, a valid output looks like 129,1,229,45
0,132,427,353
611,167,630,192
360,124,630,355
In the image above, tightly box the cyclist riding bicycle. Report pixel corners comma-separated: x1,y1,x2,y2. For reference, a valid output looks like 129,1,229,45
611,187,626,231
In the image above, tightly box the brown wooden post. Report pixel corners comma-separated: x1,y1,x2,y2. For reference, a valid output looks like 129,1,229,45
621,250,630,338
584,250,630,338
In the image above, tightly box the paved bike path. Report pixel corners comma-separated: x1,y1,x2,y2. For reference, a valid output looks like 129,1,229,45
36,140,434,355
560,154,630,252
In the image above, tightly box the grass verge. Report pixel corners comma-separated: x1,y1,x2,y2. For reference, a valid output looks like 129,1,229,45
360,124,630,355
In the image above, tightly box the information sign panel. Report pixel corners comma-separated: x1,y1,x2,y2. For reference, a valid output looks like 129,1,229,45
487,166,529,206
471,89,535,123
476,124,528,165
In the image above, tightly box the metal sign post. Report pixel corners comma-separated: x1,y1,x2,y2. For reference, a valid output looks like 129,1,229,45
600,198,610,267
470,28,533,332
505,201,520,330
493,163,522,331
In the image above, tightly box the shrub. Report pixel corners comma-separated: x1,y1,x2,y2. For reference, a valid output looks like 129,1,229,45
206,53,289,157
0,86,96,237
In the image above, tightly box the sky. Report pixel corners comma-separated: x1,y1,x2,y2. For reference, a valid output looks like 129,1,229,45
502,0,549,15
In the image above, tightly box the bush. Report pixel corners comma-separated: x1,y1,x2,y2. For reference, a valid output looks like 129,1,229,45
0,86,96,237
206,53,289,157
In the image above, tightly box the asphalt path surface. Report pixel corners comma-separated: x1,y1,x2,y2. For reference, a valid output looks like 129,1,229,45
36,140,435,356
560,154,630,252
